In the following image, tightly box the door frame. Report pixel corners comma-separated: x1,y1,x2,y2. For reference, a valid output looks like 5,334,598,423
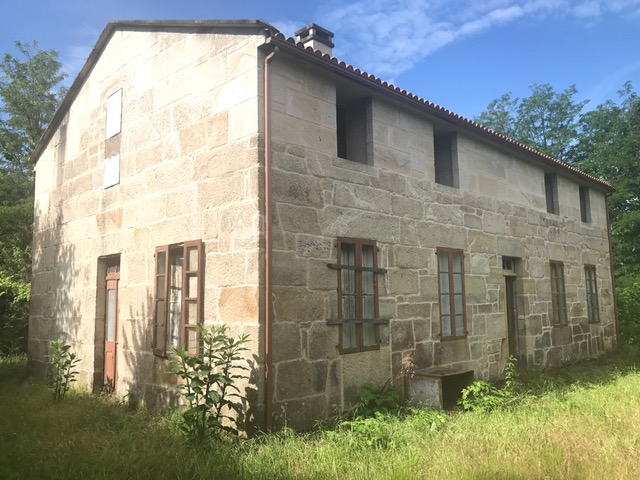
103,261,120,389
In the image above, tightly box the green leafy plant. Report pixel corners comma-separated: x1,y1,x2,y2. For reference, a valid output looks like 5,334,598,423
352,382,402,418
47,339,80,401
169,324,249,441
459,357,520,411
340,411,395,449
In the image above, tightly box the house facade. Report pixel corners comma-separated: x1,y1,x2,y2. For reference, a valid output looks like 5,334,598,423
29,20,617,430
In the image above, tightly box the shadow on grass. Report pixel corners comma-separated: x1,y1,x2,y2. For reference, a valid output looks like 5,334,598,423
517,343,640,395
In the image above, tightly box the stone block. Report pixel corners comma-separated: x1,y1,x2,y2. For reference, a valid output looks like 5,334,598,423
272,322,302,362
272,395,327,431
434,339,470,364
277,203,321,235
390,319,416,352
307,322,339,359
218,286,259,324
296,235,333,259
272,250,307,286
272,286,324,323
275,359,328,401
551,325,572,346
393,245,429,269
273,170,323,208
388,269,419,295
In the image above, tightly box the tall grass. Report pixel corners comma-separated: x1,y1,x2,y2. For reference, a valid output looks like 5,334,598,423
2,350,640,479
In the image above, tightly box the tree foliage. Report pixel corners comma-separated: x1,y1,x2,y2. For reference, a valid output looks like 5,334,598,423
475,83,588,163
0,41,66,354
477,81,640,343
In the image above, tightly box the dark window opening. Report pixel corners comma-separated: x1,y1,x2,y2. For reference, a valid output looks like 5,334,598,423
434,132,458,187
579,186,591,223
545,173,558,214
336,97,372,164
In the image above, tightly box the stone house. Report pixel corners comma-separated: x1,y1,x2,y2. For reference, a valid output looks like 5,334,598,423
29,19,617,430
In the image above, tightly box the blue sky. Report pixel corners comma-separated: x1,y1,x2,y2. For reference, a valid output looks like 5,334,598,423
1,0,639,119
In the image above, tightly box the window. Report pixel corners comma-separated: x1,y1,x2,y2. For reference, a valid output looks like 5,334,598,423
330,238,382,353
437,248,466,338
336,97,372,164
585,265,600,323
545,173,558,214
579,186,591,223
105,89,122,139
103,154,120,189
153,240,203,357
550,261,567,325
434,132,458,187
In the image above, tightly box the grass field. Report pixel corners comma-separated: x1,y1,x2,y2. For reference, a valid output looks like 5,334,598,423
1,350,640,479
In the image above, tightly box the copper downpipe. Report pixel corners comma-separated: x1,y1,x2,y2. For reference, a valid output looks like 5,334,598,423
263,46,278,432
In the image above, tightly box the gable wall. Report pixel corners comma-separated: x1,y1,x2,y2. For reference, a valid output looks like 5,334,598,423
30,29,265,412
267,55,615,429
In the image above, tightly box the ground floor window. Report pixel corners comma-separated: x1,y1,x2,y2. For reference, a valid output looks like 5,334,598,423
437,248,466,339
328,238,385,353
585,265,600,323
550,261,568,325
153,240,203,357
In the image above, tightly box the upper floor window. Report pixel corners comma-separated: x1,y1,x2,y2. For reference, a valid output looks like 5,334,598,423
585,265,600,323
153,240,203,357
336,97,372,164
329,238,384,353
434,132,459,187
545,173,559,214
105,89,122,139
550,261,567,325
579,186,591,223
437,248,466,339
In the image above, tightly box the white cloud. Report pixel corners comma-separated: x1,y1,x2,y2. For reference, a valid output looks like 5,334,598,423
316,0,639,80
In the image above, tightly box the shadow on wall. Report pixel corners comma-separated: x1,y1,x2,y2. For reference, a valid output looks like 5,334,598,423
119,294,262,435
28,210,80,378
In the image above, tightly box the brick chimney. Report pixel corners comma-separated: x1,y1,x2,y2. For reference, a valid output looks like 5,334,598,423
295,23,334,56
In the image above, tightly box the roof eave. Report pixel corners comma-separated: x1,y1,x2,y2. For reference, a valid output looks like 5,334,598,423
262,35,613,193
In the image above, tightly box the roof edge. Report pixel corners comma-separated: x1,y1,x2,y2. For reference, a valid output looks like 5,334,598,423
30,19,278,165
263,34,613,192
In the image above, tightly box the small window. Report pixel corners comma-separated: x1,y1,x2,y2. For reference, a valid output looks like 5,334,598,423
550,261,567,325
545,173,558,214
105,89,122,139
332,238,382,353
579,186,591,223
336,97,372,164
434,132,458,187
153,240,203,357
585,265,600,323
103,154,120,189
437,248,466,338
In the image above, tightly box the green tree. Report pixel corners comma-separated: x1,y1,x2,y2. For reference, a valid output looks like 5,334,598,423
475,83,588,162
0,41,67,354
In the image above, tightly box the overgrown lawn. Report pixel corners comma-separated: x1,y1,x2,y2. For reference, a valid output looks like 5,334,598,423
2,350,640,479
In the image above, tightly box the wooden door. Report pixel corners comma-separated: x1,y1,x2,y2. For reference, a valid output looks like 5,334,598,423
104,265,120,388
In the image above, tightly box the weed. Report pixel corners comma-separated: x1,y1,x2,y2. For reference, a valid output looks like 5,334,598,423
351,382,402,418
459,357,520,411
169,323,249,441
47,339,80,401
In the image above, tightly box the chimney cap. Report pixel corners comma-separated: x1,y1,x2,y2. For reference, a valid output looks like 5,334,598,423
295,23,335,49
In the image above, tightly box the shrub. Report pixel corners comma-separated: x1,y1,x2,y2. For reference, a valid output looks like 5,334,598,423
0,274,30,355
617,279,640,345
169,324,249,441
351,382,403,418
459,357,520,411
47,339,80,401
